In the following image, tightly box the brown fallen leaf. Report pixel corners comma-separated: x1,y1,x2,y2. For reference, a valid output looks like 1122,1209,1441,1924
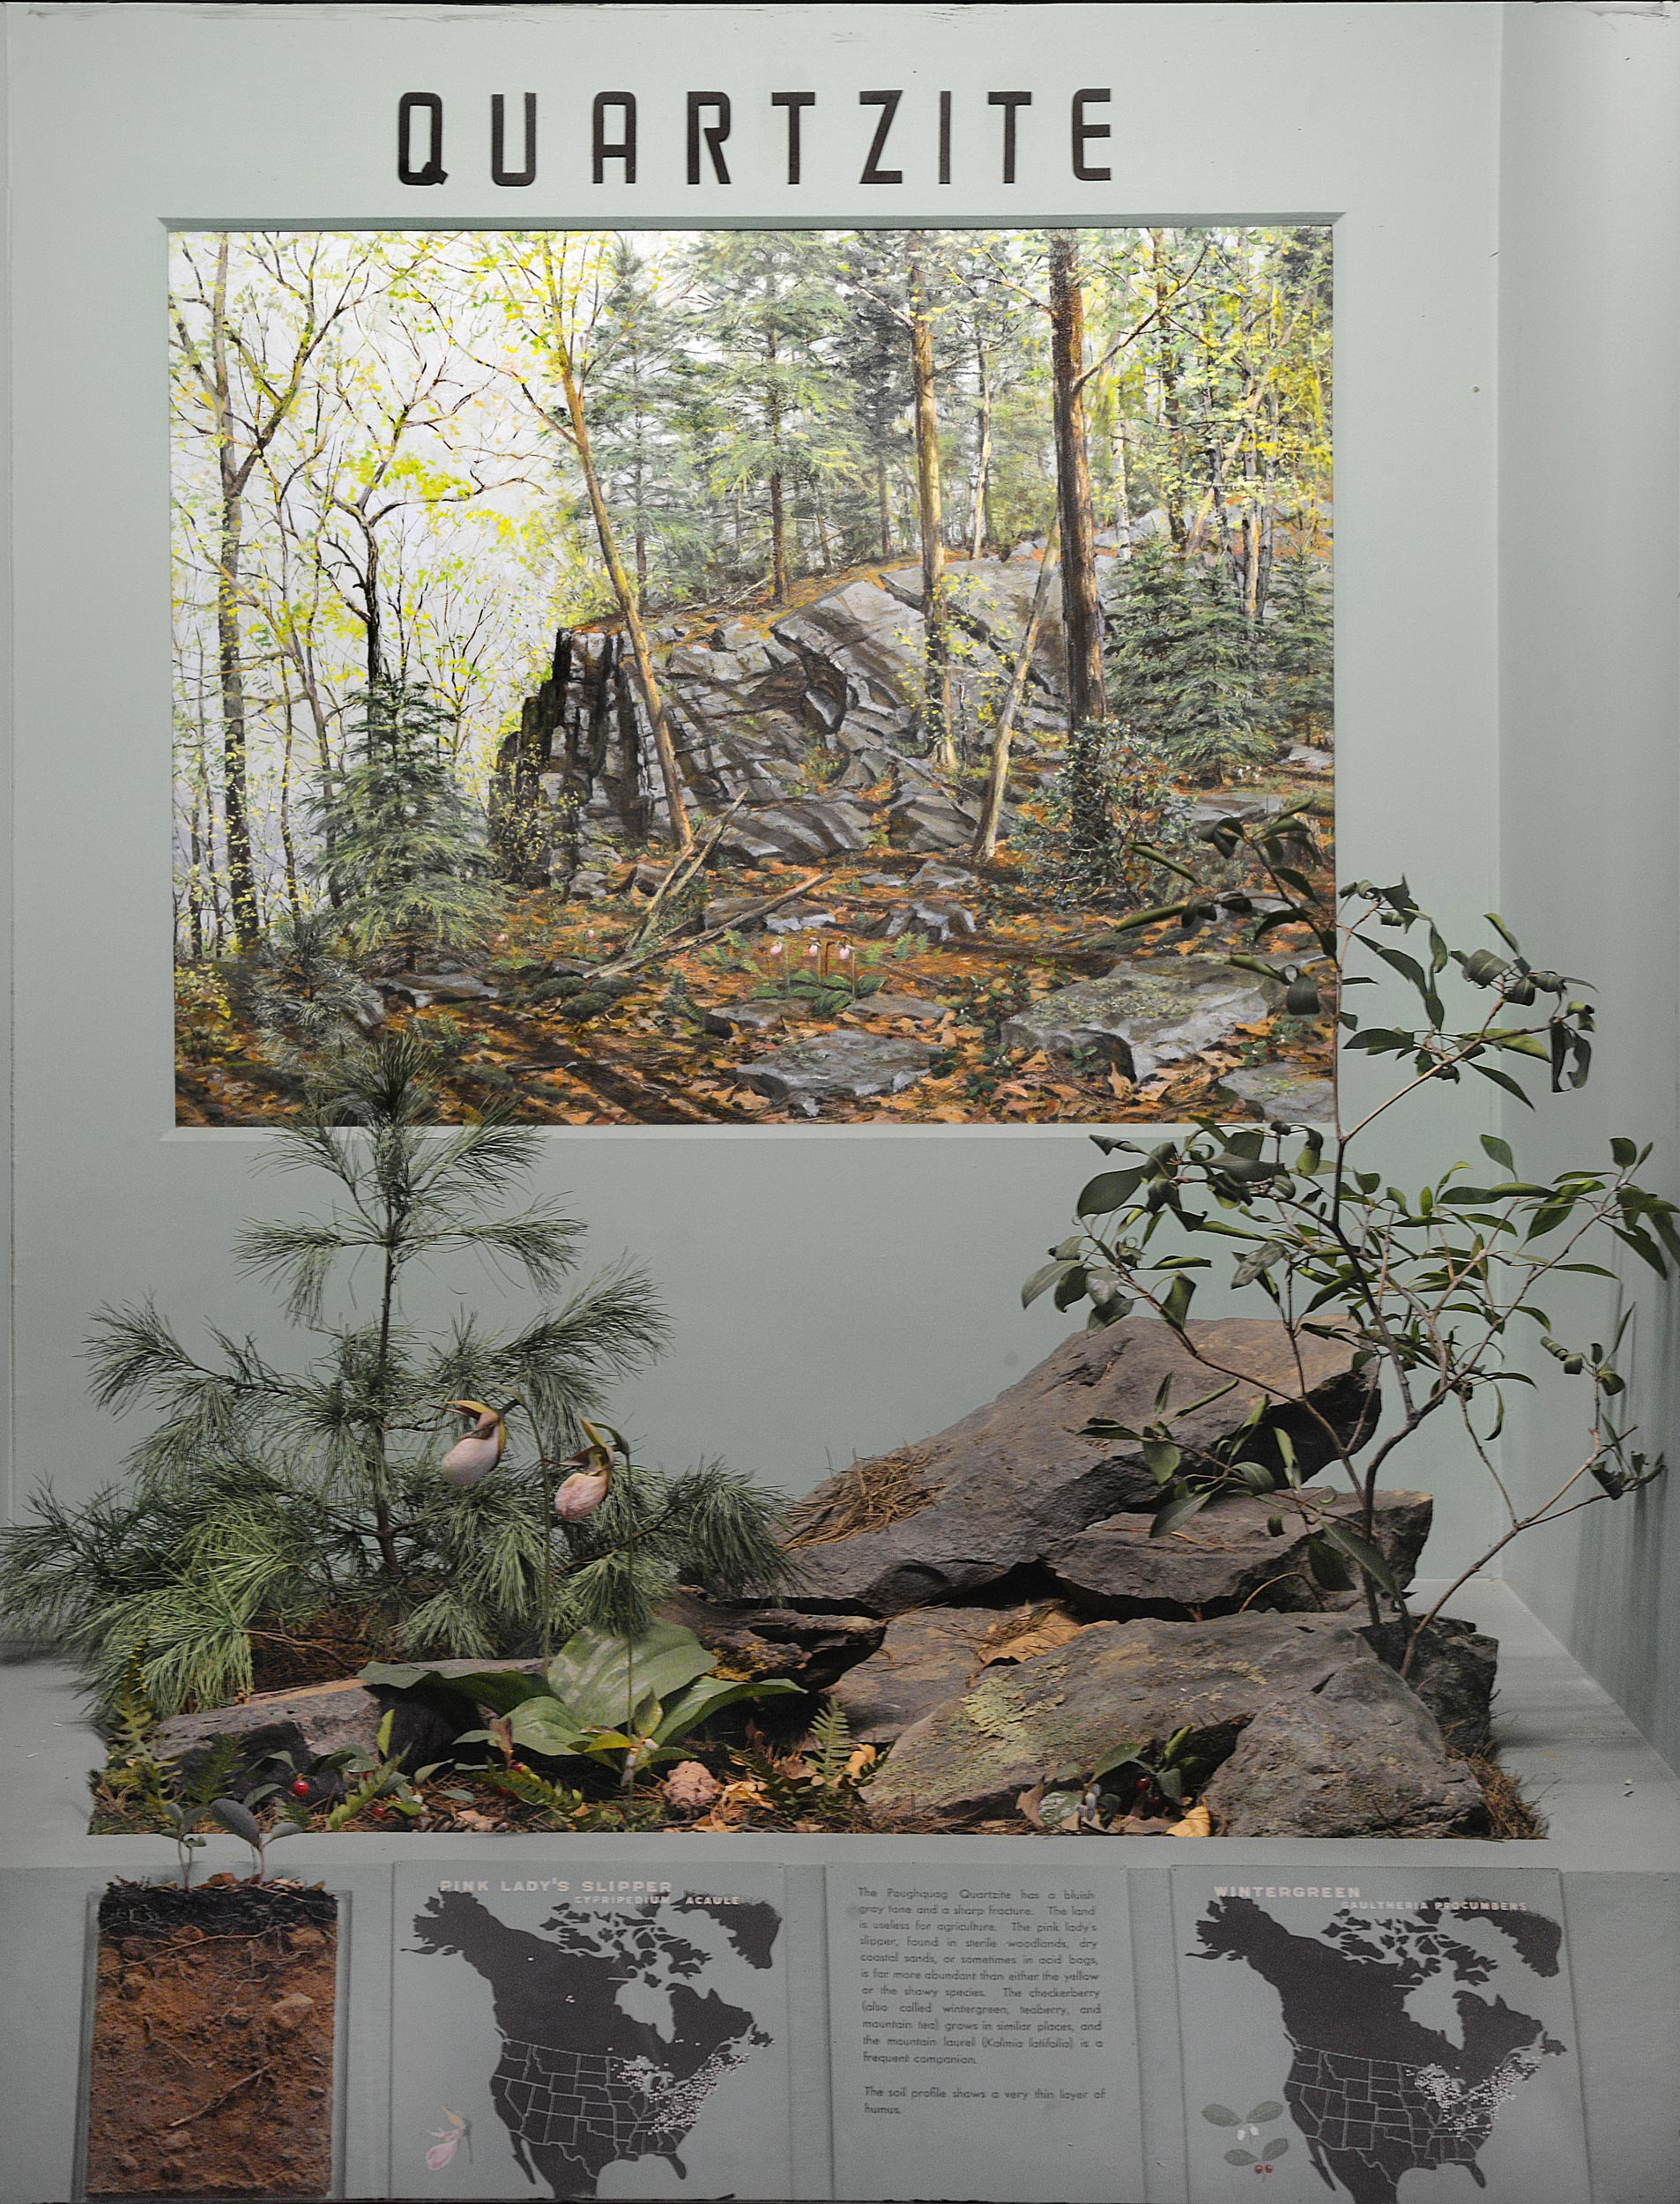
1015,1783,1047,1831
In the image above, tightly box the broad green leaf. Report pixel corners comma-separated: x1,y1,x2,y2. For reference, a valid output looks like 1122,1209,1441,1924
1321,1519,1400,1595
1248,2103,1284,2124
1022,1258,1076,1308
1151,1487,1209,1538
1141,1437,1182,1484
509,1697,590,1758
1305,1533,1355,1590
1225,2151,1258,2167
357,1662,543,1716
545,1622,717,1731
1092,1739,1147,1781
1077,1168,1145,1216
210,1798,263,1847
652,1673,804,1746
1480,1135,1514,1171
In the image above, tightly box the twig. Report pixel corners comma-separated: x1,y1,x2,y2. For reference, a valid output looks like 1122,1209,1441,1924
158,2062,274,2133
619,796,746,955
595,870,825,981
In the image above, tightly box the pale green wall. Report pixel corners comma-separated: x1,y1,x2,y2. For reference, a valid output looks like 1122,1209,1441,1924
1498,3,1680,1768
4,4,1504,1571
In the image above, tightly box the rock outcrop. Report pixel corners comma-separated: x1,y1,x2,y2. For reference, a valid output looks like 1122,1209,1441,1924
1045,1489,1432,1620
487,536,1176,884
781,1317,1379,1615
863,1612,1484,1835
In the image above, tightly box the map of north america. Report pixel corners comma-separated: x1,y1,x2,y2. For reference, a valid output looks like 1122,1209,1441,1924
412,1889,779,2198
1194,1895,1567,2204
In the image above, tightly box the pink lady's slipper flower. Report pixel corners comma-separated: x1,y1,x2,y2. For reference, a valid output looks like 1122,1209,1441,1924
426,2107,468,2170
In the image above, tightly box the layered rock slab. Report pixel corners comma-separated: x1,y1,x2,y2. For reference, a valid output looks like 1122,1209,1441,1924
783,1318,1379,1615
1046,1489,1432,1620
1000,956,1279,1080
863,1612,1483,1835
830,1602,1085,1745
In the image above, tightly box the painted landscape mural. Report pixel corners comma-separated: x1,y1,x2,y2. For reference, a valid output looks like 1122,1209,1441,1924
171,227,1332,1126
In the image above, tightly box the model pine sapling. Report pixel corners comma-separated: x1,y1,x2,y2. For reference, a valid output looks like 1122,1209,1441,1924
1029,806,1677,1672
0,1035,792,1716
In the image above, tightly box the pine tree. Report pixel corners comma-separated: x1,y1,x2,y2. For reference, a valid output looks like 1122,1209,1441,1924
311,678,502,969
1104,538,1280,783
1263,542,1333,748
0,1036,793,1715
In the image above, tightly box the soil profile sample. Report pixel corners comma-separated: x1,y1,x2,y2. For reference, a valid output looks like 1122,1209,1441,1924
85,1877,338,2197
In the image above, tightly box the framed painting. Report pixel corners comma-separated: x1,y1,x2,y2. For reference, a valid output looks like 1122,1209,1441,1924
168,219,1333,1128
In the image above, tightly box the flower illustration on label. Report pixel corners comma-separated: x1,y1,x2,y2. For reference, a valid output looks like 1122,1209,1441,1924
426,2106,471,2170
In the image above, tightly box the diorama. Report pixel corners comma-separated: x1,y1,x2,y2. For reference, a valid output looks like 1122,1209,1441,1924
3,184,1671,2203
167,224,1334,1128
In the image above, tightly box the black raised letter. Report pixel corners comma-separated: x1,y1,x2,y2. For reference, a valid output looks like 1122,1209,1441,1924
492,93,537,187
398,93,447,187
859,90,903,185
688,93,732,183
1071,88,1111,182
772,91,814,184
592,93,636,183
939,91,952,185
987,91,1031,184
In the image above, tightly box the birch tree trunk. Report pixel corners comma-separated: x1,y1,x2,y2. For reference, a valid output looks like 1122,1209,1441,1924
971,517,1059,862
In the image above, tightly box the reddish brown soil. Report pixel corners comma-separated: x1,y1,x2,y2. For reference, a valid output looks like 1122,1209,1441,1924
85,1880,337,2198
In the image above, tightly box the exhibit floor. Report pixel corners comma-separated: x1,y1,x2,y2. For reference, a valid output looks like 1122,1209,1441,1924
2,1581,1676,2204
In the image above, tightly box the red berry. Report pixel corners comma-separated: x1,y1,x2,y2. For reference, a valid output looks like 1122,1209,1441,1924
514,1762,530,1775
291,1777,310,1798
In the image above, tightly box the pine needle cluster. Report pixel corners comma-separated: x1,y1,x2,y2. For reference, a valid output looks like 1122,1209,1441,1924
0,1034,791,1716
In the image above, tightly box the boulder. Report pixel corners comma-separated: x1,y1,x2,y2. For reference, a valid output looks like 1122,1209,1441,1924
152,1679,386,1781
703,999,787,1038
909,861,977,891
1201,1660,1485,1838
741,1031,934,1114
1046,1489,1433,1621
1216,1063,1335,1129
884,897,978,945
782,1318,1379,1615
831,1602,1085,1745
1000,955,1277,1079
860,994,948,1024
863,1613,1483,1835
887,795,982,853
659,1592,885,1690
377,972,499,1008
1360,1616,1499,1758
762,902,839,935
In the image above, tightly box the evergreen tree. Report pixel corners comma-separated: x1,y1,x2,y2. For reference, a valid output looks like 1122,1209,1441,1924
1104,538,1280,783
0,1037,794,1715
1263,541,1334,747
311,678,502,968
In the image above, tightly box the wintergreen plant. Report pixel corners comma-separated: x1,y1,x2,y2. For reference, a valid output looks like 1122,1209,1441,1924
0,1035,786,1714
1030,809,1678,1671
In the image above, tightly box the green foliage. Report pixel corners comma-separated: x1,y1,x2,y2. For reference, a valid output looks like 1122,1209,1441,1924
372,1619,803,1792
309,679,502,967
0,1035,686,1715
1031,810,1676,1663
1028,723,1200,909
1104,538,1280,784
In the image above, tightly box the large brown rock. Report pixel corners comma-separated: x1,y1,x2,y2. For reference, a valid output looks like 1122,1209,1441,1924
1046,1489,1432,1620
863,1612,1483,1836
1201,1664,1484,1837
783,1319,1379,1615
831,1602,1085,1745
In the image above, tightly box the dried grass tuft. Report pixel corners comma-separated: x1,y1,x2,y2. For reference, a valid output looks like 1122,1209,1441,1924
782,1443,939,1546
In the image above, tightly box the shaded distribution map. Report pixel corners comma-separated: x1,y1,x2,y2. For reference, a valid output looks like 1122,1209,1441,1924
411,1888,778,2198
1192,1895,1571,2204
